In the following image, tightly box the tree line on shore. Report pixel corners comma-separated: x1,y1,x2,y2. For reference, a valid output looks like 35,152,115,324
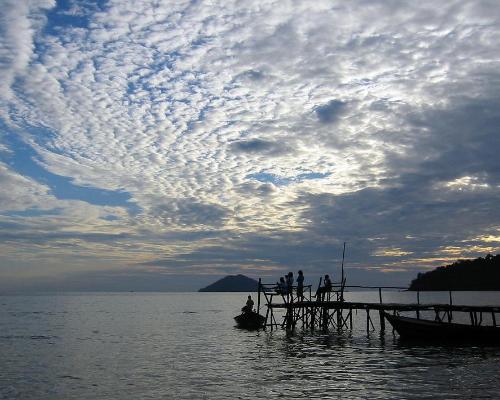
409,254,500,291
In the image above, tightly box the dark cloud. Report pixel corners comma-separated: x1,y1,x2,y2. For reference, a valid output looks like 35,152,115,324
151,200,228,227
402,95,500,186
236,181,276,196
141,229,418,287
230,139,292,156
0,229,132,244
235,69,265,81
143,232,341,271
315,100,347,124
299,186,500,246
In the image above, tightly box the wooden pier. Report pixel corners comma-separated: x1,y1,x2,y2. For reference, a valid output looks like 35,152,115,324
256,279,500,333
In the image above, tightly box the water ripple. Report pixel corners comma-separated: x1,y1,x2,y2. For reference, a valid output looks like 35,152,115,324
1,293,500,399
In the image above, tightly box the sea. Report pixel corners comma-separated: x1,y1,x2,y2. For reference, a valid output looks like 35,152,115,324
2,291,500,400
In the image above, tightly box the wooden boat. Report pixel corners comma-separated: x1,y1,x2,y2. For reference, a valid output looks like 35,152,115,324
234,311,265,330
384,312,500,343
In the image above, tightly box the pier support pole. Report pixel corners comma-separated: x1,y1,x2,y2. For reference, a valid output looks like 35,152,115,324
448,291,453,322
286,304,293,331
257,278,261,313
378,288,385,333
379,310,385,332
416,291,420,319
311,306,316,331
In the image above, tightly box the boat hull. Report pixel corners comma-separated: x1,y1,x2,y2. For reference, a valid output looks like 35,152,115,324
384,312,500,344
234,312,265,330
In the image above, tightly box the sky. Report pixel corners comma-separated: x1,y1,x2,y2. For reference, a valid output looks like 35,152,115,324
1,0,499,292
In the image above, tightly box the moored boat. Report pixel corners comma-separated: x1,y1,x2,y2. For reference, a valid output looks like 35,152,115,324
234,311,266,330
384,312,500,343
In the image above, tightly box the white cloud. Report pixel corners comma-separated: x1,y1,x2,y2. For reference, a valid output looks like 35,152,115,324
0,0,55,103
1,0,500,286
0,162,52,211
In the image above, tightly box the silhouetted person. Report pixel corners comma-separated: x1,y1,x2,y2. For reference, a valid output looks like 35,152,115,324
317,274,332,301
286,272,294,295
276,277,286,294
242,295,254,313
324,274,332,292
297,270,304,300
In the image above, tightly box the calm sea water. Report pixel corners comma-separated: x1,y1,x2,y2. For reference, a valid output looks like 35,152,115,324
2,291,500,399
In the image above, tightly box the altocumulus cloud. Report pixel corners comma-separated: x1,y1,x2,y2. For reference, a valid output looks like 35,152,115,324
0,0,499,290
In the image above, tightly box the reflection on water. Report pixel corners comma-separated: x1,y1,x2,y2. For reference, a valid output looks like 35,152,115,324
1,292,500,399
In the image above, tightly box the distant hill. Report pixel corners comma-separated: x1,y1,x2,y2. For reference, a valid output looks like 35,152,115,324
409,254,500,291
198,274,259,292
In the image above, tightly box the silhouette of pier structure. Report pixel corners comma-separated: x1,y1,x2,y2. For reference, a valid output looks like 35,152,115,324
256,278,500,334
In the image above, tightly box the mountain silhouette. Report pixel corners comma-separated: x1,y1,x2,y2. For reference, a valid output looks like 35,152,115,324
198,274,259,292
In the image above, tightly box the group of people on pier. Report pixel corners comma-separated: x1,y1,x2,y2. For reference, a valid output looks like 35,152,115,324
275,271,334,302
276,270,305,299
241,271,337,317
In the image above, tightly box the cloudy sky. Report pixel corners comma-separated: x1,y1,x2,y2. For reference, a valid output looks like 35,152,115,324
1,0,499,292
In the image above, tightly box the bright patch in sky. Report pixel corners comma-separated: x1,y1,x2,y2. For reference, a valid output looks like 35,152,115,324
1,0,500,291
248,172,331,186
1,128,139,213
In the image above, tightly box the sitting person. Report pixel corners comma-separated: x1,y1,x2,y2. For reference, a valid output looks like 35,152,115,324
241,295,254,313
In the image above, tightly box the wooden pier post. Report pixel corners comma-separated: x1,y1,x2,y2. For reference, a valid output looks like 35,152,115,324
448,291,453,322
310,306,316,330
257,278,261,313
286,304,293,331
416,291,420,319
258,279,500,335
379,310,385,332
322,306,328,330
378,288,385,332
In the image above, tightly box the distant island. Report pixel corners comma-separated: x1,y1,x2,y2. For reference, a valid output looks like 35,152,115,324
409,254,500,291
198,274,259,292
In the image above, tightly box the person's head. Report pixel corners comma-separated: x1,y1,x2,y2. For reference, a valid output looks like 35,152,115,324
288,272,293,277
325,274,329,279
280,277,285,282
298,270,303,276
248,295,252,299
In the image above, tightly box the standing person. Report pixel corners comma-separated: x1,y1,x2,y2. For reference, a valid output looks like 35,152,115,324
296,270,304,301
276,277,286,295
286,272,294,295
317,274,333,301
322,274,332,301
324,274,332,292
